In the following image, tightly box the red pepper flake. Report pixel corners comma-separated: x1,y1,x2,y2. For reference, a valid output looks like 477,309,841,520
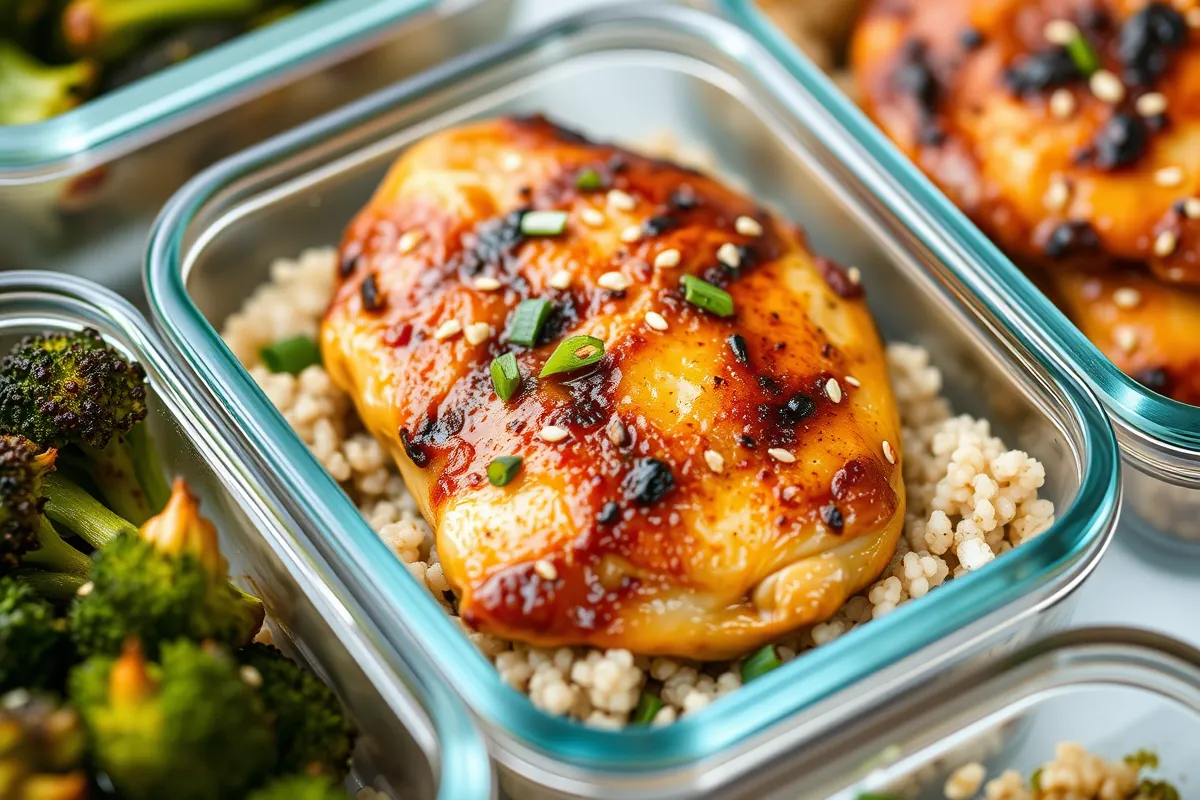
384,323,413,348
814,257,865,299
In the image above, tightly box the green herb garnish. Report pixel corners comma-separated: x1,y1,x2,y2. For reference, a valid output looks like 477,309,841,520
740,644,782,683
681,275,735,317
539,335,604,377
520,210,568,237
575,169,604,191
1066,33,1099,75
259,335,321,375
508,299,553,347
487,456,523,487
490,352,521,402
631,691,663,725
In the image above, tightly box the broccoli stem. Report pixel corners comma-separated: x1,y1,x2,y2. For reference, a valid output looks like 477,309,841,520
43,472,137,549
75,439,153,526
0,41,96,125
13,567,87,601
23,518,91,579
128,424,171,514
62,0,262,60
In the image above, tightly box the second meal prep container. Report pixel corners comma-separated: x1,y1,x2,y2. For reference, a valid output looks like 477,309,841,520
720,0,1200,560
0,271,496,800
0,0,512,302
145,5,1121,798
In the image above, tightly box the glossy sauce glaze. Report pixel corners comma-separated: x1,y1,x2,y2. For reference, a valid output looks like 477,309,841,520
321,116,904,658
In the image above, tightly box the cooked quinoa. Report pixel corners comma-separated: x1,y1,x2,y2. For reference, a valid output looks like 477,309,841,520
944,744,1177,800
220,246,1057,728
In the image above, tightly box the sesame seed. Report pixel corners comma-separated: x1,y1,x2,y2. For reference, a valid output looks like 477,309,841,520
1168,267,1187,280
644,311,668,331
844,375,861,388
703,449,725,473
549,270,572,290
434,320,462,340
767,448,796,464
240,665,263,688
474,276,502,291
606,416,629,447
882,440,896,465
581,208,606,227
607,189,636,211
1188,8,1200,28
1044,176,1071,211
76,581,93,597
1154,229,1178,257
1136,92,1168,118
1049,88,1076,119
1043,19,1079,46
825,377,843,403
500,152,523,171
654,248,682,269
534,559,558,581
464,322,491,345
1113,325,1139,353
597,271,630,291
1182,198,1200,219
847,266,862,285
1089,70,1125,104
398,230,423,254
540,425,569,443
717,242,741,268
1155,166,1185,187
1112,287,1142,309
620,225,642,243
735,215,764,237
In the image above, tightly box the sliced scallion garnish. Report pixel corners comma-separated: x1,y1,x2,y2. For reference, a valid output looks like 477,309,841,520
508,298,553,346
575,168,604,190
259,335,321,375
740,644,781,683
1066,33,1099,75
490,352,521,402
681,275,735,317
487,456,523,487
539,335,605,377
520,210,568,237
631,691,663,725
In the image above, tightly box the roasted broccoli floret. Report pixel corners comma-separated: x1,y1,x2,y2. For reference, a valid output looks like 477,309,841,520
0,577,73,693
0,690,90,800
69,639,275,800
239,643,354,780
0,41,96,126
70,479,263,658
0,435,91,581
245,774,346,800
61,0,262,61
0,327,168,524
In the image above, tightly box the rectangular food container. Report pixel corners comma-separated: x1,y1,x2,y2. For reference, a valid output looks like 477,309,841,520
145,5,1121,798
0,271,496,800
0,0,512,302
719,0,1200,560
739,627,1200,799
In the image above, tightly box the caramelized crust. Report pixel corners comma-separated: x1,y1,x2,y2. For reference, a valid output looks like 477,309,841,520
321,117,905,658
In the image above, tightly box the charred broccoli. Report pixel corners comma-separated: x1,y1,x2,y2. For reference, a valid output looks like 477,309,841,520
0,690,90,800
70,479,263,658
245,774,347,800
0,327,169,524
0,42,96,126
0,577,73,693
69,639,275,800
62,0,262,61
239,643,354,780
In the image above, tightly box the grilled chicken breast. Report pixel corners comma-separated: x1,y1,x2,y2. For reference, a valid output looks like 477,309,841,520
852,0,1200,283
321,116,904,659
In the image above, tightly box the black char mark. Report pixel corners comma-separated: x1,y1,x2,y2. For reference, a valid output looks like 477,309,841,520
896,39,945,144
454,209,527,276
1118,3,1188,87
624,458,675,507
1044,220,1101,258
1092,113,1149,171
821,504,845,533
399,427,430,468
361,272,384,311
1004,48,1080,95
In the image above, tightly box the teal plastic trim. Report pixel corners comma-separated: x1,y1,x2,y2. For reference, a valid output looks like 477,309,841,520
147,4,1120,772
718,0,1200,453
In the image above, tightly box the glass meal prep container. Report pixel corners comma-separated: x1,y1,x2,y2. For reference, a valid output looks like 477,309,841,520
0,0,512,302
731,626,1200,799
145,5,1121,798
0,271,496,800
719,0,1200,560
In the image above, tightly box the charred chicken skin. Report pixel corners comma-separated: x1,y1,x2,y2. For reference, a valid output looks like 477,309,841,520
852,0,1200,402
321,116,904,659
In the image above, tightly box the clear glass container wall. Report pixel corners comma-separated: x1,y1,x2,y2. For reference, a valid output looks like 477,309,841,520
147,6,1119,797
717,0,1200,558
0,272,495,800
0,0,512,302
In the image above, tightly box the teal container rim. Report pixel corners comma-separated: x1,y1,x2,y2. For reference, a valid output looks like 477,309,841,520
0,271,495,800
0,0,448,175
145,4,1120,772
717,0,1200,456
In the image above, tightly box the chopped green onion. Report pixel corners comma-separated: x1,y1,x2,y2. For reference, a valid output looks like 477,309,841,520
490,352,521,402
740,644,782,683
487,456,523,487
681,275,735,317
259,335,321,375
631,691,663,725
508,298,553,346
539,335,605,377
1030,768,1043,792
575,168,604,190
1065,33,1099,76
520,210,568,236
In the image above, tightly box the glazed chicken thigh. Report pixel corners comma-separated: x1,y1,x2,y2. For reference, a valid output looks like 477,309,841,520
321,117,904,659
